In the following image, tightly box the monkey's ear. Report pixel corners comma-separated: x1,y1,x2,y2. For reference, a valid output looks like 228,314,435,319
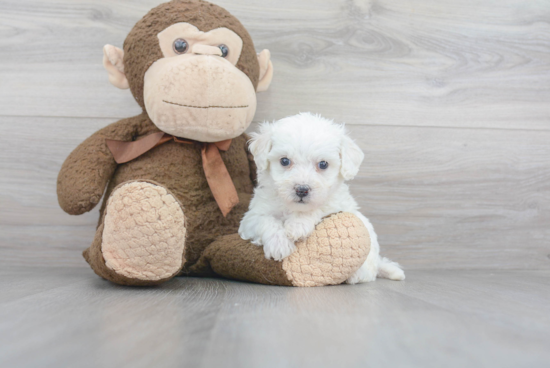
248,122,273,172
103,45,129,89
256,49,273,92
340,134,364,181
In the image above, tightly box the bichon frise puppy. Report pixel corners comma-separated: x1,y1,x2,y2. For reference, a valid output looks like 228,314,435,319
238,113,405,283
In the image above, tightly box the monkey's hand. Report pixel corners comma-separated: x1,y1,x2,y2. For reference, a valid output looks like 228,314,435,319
57,116,144,215
57,131,118,215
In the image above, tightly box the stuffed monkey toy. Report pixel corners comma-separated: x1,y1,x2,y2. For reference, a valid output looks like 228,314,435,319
57,0,370,287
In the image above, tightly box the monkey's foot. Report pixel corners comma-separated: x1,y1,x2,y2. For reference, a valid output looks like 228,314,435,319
282,212,371,287
101,181,186,281
191,212,370,287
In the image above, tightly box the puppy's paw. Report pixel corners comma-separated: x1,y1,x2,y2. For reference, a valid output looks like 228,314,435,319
284,219,315,241
345,262,377,284
263,230,296,261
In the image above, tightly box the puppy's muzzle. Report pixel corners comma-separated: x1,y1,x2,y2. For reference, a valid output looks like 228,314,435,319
295,185,310,198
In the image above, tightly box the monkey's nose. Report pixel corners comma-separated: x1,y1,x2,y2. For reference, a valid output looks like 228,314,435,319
295,185,310,198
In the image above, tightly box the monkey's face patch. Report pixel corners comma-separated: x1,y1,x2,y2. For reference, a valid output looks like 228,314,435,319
142,23,257,142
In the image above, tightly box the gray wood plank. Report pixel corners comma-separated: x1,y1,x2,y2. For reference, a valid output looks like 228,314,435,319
0,268,549,368
0,225,97,268
1,116,549,270
351,124,550,269
0,266,90,304
0,0,549,130
200,271,550,368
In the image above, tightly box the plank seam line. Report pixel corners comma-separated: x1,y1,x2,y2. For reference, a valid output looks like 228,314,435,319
1,115,549,133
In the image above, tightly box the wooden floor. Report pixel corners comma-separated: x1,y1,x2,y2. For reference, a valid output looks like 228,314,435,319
1,0,549,366
1,267,549,368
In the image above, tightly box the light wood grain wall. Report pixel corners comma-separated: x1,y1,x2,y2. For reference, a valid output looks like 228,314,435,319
1,0,549,270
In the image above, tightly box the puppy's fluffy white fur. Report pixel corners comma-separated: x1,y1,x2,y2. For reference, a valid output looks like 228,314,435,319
239,113,405,283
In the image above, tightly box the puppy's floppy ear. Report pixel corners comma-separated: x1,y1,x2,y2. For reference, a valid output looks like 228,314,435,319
248,123,273,172
340,134,364,181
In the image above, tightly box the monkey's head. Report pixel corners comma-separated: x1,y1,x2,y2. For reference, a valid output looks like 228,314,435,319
102,0,273,142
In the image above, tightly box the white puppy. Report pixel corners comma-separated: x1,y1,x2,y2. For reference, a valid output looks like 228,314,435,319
239,113,405,283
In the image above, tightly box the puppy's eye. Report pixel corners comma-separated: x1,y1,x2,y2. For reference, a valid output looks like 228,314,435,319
280,157,291,167
173,39,189,54
218,44,229,58
318,161,329,170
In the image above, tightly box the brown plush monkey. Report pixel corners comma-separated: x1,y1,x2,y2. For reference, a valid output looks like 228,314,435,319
57,0,370,287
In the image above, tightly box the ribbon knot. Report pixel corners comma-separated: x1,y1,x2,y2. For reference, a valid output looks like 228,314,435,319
105,132,239,217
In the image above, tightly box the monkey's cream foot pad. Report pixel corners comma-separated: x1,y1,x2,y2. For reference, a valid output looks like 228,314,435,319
101,181,186,281
282,212,370,287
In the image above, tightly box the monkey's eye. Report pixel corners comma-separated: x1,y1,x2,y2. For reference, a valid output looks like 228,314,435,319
173,39,189,54
218,44,229,58
280,157,291,167
318,161,329,170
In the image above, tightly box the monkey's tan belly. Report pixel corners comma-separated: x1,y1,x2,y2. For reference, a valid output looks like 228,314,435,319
98,134,254,271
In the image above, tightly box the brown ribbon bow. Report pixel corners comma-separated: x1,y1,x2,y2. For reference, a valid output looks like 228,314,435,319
105,132,239,217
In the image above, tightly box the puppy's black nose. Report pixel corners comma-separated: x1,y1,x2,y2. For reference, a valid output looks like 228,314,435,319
295,185,310,198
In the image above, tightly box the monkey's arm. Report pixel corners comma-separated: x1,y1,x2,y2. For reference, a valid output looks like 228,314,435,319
243,133,257,186
57,116,144,215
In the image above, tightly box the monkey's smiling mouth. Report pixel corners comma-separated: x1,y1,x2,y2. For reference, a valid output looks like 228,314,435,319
163,100,249,109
